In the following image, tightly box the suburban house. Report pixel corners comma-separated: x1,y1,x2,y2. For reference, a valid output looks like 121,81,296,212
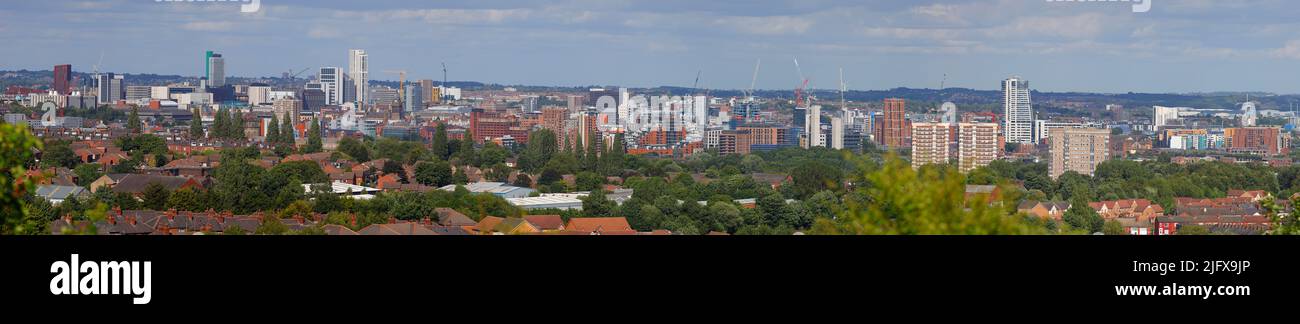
1017,201,1071,220
564,217,636,235
1088,199,1164,221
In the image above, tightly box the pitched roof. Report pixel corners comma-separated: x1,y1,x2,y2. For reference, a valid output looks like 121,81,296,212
357,222,440,235
322,224,358,235
565,217,633,233
476,216,504,233
435,208,477,226
523,215,565,230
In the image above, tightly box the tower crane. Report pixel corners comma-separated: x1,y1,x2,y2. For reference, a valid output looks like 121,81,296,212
793,57,810,108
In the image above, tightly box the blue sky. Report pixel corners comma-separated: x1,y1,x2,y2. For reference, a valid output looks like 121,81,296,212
3,0,1300,93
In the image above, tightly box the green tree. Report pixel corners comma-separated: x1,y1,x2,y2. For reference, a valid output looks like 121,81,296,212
190,108,204,139
415,160,453,187
127,106,142,133
40,141,79,169
1102,219,1125,235
811,155,1044,235
73,163,103,187
581,189,615,217
575,171,604,191
1063,193,1103,233
281,112,295,145
166,188,202,212
431,123,449,160
456,130,476,164
337,137,370,162
266,113,281,144
229,110,245,140
254,214,289,235
304,115,322,153
1,124,45,235
141,181,171,210
789,160,843,199
519,129,558,173
213,108,229,138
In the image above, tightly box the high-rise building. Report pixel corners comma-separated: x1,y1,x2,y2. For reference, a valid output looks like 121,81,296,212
911,122,950,169
1002,77,1033,144
541,107,569,133
206,52,225,88
804,105,823,148
419,79,434,103
348,49,368,104
567,95,584,113
958,122,999,173
300,88,326,112
126,86,152,101
831,117,845,149
318,67,342,105
53,64,72,95
404,83,423,113
96,73,124,105
248,84,272,106
1225,127,1285,155
470,108,531,144
880,98,907,149
1153,106,1180,129
1049,128,1110,179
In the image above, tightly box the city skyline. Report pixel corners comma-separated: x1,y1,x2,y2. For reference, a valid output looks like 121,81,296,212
5,1,1300,93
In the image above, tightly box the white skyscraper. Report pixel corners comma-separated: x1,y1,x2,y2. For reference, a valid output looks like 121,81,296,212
348,49,368,104
207,53,225,88
1002,77,1034,144
831,116,845,149
319,67,342,106
805,105,823,148
1153,106,1180,128
96,73,124,105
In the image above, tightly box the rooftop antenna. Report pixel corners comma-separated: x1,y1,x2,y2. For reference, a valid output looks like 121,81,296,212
746,59,761,101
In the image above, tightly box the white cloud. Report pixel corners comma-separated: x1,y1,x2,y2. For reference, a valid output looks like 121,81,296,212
180,21,236,31
861,27,960,40
714,16,812,35
335,9,532,25
1269,40,1300,59
985,13,1108,39
307,26,342,39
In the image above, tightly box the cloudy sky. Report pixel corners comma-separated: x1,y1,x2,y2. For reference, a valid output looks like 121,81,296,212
3,0,1300,93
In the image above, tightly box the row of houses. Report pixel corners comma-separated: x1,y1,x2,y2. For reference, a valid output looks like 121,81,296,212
1017,190,1277,235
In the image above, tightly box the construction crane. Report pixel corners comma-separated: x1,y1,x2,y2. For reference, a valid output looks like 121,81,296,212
383,70,407,107
793,57,810,108
441,62,448,102
287,67,311,81
692,70,702,95
746,59,761,101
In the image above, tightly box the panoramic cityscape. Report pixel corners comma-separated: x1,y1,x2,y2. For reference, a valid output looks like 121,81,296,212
3,0,1300,237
